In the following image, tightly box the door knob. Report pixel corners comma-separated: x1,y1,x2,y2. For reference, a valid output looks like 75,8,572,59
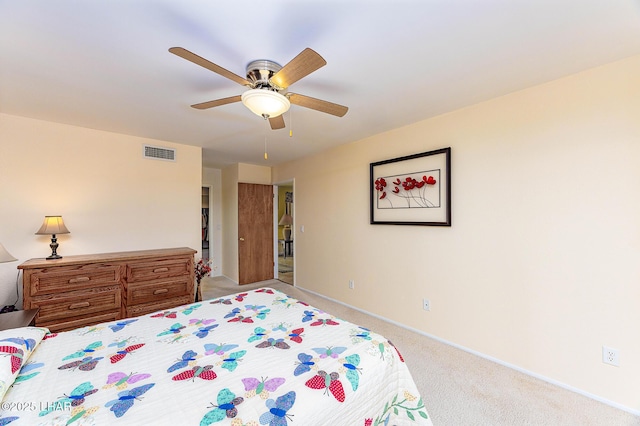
239,237,245,241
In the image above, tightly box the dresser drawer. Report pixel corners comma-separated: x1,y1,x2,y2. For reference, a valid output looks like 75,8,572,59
40,311,120,333
31,285,121,324
125,277,192,306
126,258,191,283
29,264,122,296
125,295,194,318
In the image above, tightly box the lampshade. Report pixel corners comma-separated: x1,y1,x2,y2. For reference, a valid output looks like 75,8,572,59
35,216,70,235
278,214,293,226
0,242,17,263
241,89,290,118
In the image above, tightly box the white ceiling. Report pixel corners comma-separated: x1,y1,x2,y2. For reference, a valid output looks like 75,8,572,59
2,1,640,169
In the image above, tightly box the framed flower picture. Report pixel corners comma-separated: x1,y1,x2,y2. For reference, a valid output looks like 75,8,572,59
370,147,451,226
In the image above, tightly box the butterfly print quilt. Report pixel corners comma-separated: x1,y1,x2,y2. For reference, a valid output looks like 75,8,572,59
0,287,431,425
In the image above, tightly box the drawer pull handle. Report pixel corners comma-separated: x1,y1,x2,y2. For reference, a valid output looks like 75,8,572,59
69,302,90,310
68,277,90,284
153,289,169,295
153,267,169,273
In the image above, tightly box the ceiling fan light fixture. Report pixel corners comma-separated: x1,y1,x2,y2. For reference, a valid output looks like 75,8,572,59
241,89,290,118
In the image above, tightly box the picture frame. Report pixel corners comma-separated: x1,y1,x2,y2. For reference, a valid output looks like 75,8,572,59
370,147,451,226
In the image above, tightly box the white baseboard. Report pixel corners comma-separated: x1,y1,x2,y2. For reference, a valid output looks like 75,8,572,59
296,285,640,417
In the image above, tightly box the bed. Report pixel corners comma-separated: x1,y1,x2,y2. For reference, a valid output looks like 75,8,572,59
0,287,431,425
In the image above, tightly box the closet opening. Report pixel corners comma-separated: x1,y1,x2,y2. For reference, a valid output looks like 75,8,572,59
202,186,210,260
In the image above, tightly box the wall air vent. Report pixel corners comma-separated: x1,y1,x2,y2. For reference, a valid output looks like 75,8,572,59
143,145,176,162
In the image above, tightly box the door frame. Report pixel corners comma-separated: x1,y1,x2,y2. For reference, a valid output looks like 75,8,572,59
272,186,279,279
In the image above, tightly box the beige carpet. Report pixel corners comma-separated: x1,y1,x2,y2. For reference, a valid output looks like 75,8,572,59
277,255,293,284
201,276,639,426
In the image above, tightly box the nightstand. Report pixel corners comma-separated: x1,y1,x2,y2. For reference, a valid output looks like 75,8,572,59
0,308,40,331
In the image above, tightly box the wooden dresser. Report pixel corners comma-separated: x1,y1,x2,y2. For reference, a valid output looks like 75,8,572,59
19,247,196,332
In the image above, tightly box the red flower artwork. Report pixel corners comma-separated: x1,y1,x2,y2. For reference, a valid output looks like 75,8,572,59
374,173,438,207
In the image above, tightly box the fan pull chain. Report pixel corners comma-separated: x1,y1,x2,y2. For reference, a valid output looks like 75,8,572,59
289,108,293,138
263,116,269,160
264,134,268,160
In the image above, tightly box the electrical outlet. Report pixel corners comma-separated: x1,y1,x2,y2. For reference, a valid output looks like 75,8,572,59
349,280,354,289
602,346,620,366
422,299,430,311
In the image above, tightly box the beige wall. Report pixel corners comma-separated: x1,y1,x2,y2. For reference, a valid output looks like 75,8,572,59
221,164,240,282
238,163,271,184
273,55,640,411
0,114,202,306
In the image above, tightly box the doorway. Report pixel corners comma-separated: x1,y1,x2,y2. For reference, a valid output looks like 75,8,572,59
201,186,210,260
276,183,293,284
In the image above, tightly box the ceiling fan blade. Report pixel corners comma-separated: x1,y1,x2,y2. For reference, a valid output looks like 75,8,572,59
288,93,348,117
268,115,286,130
169,47,251,87
191,95,242,110
270,48,327,89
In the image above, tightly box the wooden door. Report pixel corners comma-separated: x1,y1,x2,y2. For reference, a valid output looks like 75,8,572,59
238,183,274,284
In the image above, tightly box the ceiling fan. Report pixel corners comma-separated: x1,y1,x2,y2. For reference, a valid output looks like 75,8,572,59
169,47,348,130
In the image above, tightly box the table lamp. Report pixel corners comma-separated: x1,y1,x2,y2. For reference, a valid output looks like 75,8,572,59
278,213,293,241
35,216,70,260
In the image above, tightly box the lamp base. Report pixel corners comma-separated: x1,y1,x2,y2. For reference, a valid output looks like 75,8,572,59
46,234,62,260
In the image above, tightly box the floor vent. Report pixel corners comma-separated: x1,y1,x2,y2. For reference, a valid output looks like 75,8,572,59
143,145,176,162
